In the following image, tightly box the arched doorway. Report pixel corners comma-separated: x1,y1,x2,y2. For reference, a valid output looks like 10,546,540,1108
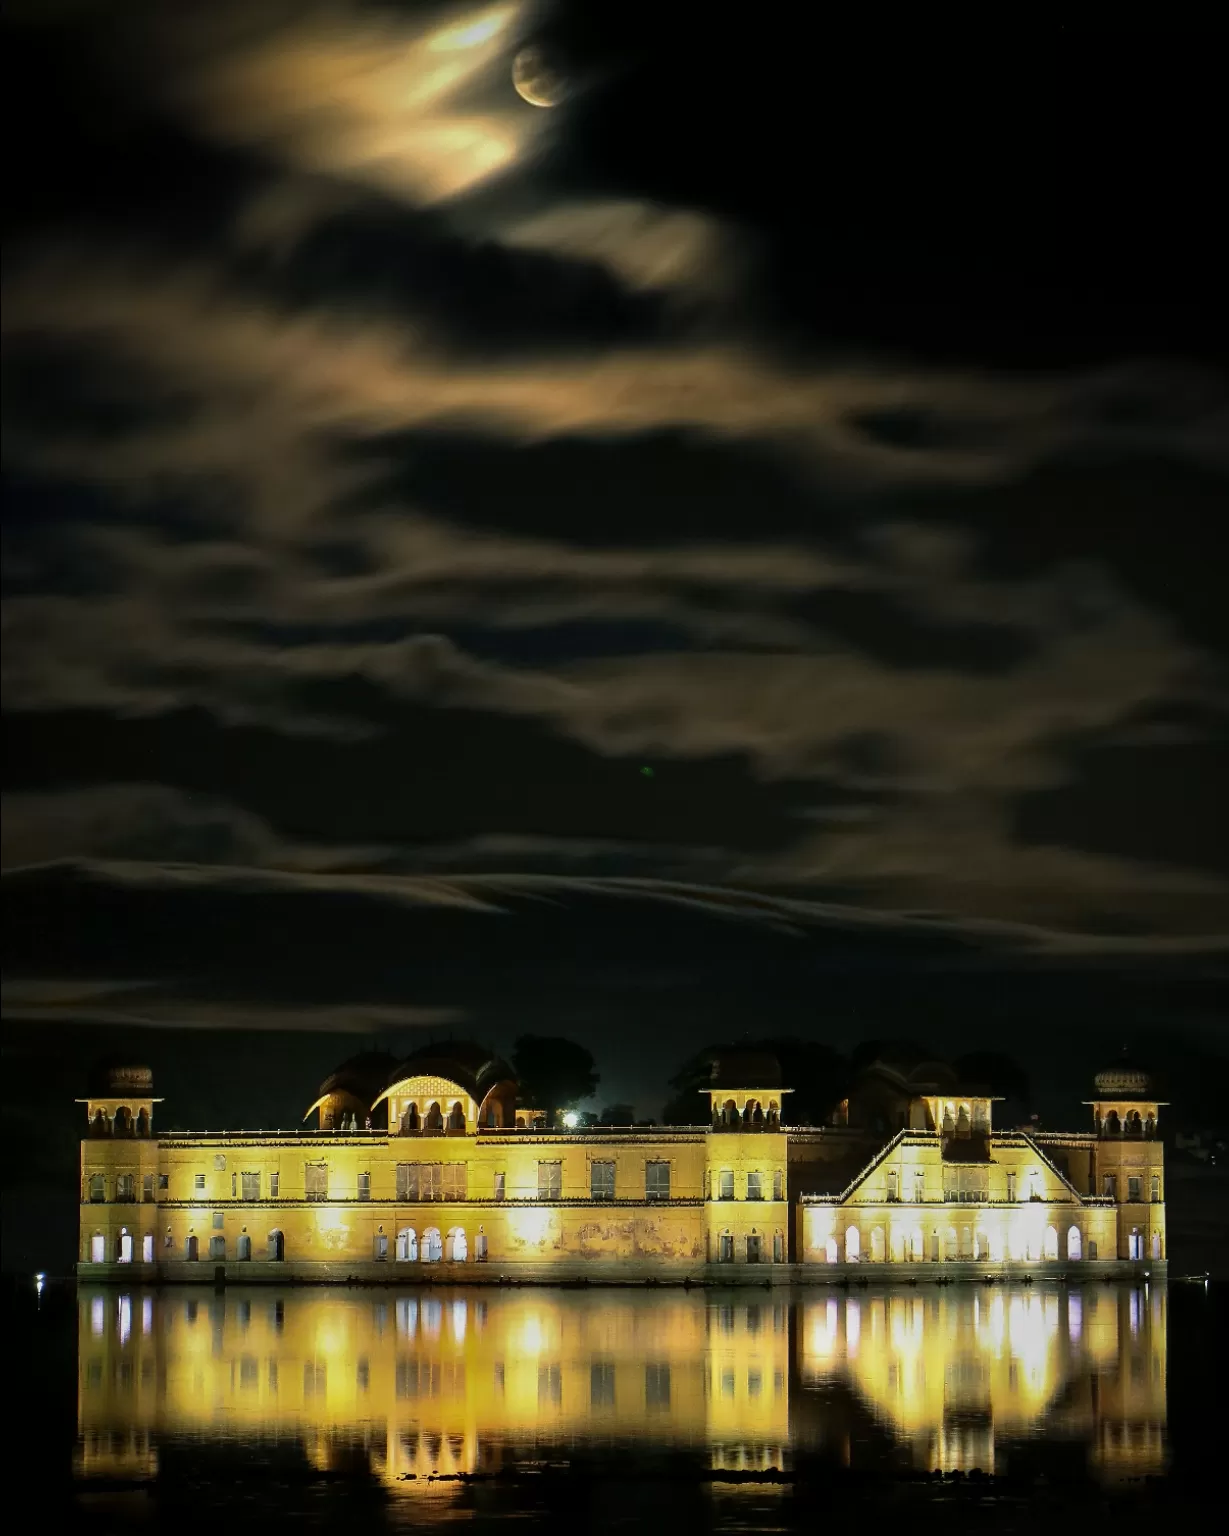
448,1102,466,1133
909,1228,924,1262
844,1227,860,1263
445,1227,468,1262
720,1231,735,1263
945,1226,958,1261
90,1233,106,1263
959,1226,973,1259
773,1230,784,1262
425,1103,443,1132
114,1106,133,1136
185,1234,199,1261
374,1229,389,1261
1127,1111,1143,1136
401,1103,420,1134
119,1230,133,1263
136,1108,150,1137
870,1227,886,1263
238,1233,252,1260
90,1109,109,1138
209,1235,226,1261
723,1099,737,1127
396,1227,418,1262
1128,1227,1144,1260
824,1235,839,1265
423,1227,443,1262
475,1226,489,1261
975,1231,990,1261
1151,1232,1163,1259
1044,1226,1059,1261
1104,1111,1121,1136
267,1230,284,1261
1067,1226,1082,1260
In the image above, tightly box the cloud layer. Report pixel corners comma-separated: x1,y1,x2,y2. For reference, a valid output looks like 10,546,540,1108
3,1,1227,1077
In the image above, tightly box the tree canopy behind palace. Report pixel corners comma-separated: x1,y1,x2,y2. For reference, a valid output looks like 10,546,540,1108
660,1038,853,1126
512,1035,600,1126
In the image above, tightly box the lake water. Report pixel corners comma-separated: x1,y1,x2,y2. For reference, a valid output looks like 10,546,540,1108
13,1278,1224,1532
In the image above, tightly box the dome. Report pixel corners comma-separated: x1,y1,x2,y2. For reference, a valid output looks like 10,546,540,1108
384,1040,516,1107
88,1058,154,1097
709,1048,783,1091
315,1051,399,1106
1094,1061,1155,1098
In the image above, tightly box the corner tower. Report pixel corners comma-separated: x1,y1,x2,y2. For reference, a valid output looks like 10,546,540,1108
1085,1058,1167,1264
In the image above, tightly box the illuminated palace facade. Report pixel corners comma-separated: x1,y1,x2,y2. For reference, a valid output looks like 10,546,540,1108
78,1045,1167,1282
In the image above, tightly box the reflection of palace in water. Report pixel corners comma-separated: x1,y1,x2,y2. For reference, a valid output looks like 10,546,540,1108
76,1283,1167,1492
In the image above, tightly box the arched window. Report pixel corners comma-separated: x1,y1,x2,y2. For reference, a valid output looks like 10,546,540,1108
844,1227,860,1263
1127,1111,1143,1137
425,1103,443,1133
448,1103,466,1133
185,1234,199,1261
267,1230,284,1261
1043,1225,1059,1261
723,1099,737,1127
136,1108,150,1137
1128,1227,1144,1260
1067,1226,1082,1260
1145,1114,1156,1138
422,1226,443,1262
445,1227,468,1261
1104,1111,1121,1136
114,1106,133,1137
401,1103,420,1134
396,1227,417,1262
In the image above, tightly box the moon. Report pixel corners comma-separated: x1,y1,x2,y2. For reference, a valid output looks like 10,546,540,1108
513,46,567,108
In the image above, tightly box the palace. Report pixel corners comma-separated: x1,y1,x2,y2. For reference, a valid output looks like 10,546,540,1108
77,1044,1167,1281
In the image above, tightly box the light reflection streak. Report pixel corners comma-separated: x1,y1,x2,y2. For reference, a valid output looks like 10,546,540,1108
75,1284,1167,1489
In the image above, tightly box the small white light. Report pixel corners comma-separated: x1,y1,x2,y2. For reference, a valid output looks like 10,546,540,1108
561,1111,579,1130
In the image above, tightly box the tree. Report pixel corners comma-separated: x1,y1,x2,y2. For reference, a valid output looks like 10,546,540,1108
600,1103,635,1126
953,1051,1031,1113
512,1035,600,1127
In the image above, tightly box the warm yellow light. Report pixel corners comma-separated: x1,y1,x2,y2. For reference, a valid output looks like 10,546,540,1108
509,1207,552,1248
428,6,515,53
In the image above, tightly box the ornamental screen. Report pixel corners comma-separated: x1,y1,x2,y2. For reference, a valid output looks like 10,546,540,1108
396,1163,467,1201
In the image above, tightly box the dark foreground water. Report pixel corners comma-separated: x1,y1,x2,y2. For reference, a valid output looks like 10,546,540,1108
11,1276,1225,1532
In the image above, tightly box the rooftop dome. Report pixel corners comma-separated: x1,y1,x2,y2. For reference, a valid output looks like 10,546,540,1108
709,1048,783,1091
315,1051,399,1106
385,1040,516,1106
1094,1060,1155,1098
88,1058,154,1097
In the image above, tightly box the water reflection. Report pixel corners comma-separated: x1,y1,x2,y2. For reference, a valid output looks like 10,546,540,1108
76,1283,1165,1492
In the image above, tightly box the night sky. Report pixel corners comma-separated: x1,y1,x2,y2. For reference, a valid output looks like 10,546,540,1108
3,6,1227,1268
